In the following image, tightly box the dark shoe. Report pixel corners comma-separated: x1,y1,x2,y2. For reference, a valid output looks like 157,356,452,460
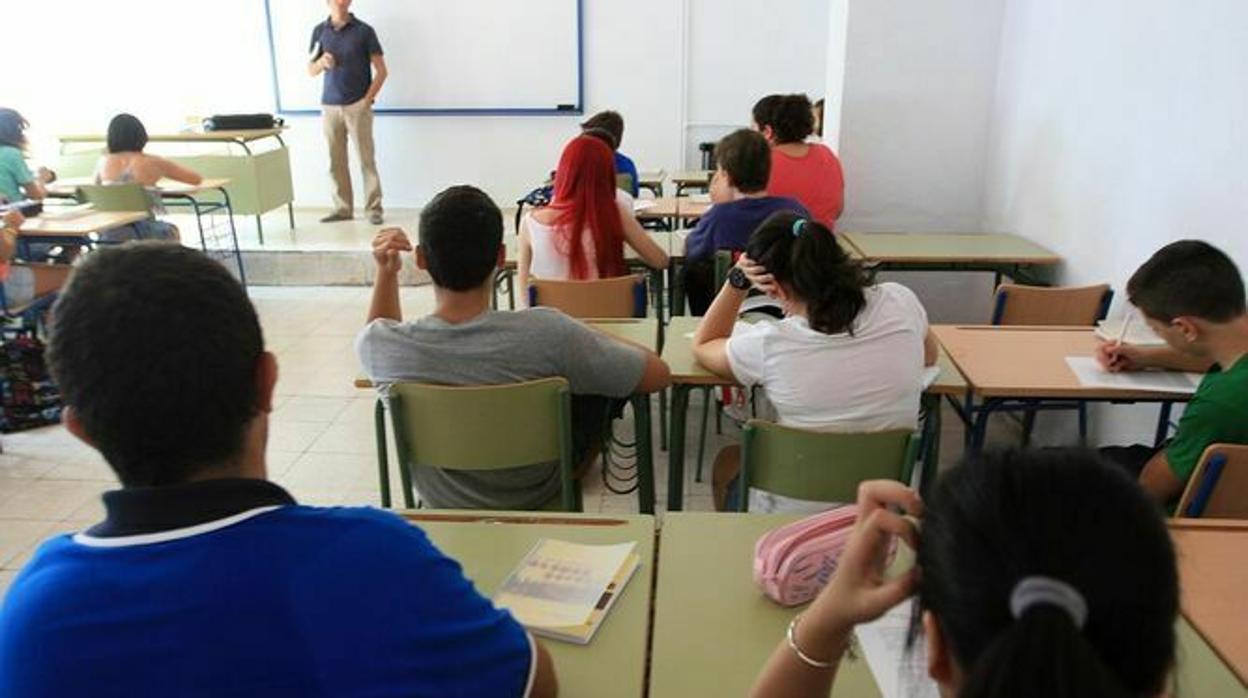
368,212,384,225
320,212,353,223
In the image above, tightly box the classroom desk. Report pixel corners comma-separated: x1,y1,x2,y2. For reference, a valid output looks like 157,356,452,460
841,232,1061,285
649,513,881,697
57,129,293,244
650,514,1247,697
48,177,246,285
931,325,1191,450
406,511,655,698
17,209,150,238
660,316,967,510
637,170,665,197
358,319,660,515
670,170,712,197
635,197,711,232
1170,519,1248,690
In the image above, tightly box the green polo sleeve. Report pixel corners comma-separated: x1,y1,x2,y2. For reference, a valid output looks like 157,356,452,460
1165,395,1218,483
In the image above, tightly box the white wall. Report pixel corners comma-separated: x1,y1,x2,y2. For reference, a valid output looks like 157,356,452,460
7,0,832,212
982,0,1248,444
833,0,1007,323
683,0,829,165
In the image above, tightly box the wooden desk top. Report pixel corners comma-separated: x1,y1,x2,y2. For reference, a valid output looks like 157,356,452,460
58,129,286,144
637,170,665,185
635,197,709,221
1170,520,1248,687
650,513,880,697
355,319,659,389
19,210,150,237
48,177,232,197
842,232,1060,265
405,511,655,698
670,170,712,184
932,325,1196,400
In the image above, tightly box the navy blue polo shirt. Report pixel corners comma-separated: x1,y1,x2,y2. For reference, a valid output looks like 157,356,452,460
684,195,809,262
309,14,384,105
0,479,534,697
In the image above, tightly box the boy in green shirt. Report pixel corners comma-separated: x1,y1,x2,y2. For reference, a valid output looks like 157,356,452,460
1098,240,1248,505
0,108,51,203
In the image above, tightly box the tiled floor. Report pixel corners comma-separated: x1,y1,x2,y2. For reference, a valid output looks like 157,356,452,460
0,284,989,600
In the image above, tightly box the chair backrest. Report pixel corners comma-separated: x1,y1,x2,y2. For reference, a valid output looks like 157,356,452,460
992,283,1113,326
76,184,151,213
616,172,636,194
1175,443,1248,519
714,249,740,288
738,421,918,511
528,274,647,318
387,377,577,511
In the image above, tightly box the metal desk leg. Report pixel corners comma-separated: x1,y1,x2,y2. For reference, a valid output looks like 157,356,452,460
632,394,655,515
255,214,265,246
287,202,296,230
373,399,391,508
1154,401,1175,448
659,389,668,451
667,385,692,511
219,188,246,287
919,393,942,496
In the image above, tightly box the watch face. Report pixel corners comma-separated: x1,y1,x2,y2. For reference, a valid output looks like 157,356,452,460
729,267,750,290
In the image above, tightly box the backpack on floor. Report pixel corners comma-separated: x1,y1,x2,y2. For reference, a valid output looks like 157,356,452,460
0,336,62,433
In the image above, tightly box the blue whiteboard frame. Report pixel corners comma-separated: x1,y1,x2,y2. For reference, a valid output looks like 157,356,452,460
263,0,584,116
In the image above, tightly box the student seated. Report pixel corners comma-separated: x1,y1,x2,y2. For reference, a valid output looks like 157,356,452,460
0,108,55,205
581,110,640,198
752,94,845,230
691,212,937,512
0,243,557,697
518,135,668,296
0,210,71,309
357,185,671,510
1097,240,1248,506
94,113,204,242
751,449,1179,698
681,129,807,315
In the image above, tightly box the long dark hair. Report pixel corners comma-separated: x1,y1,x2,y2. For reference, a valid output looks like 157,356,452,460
917,449,1178,697
0,108,29,150
745,211,867,334
106,113,149,154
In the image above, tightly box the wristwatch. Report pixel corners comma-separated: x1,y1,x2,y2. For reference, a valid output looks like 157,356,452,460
727,266,751,291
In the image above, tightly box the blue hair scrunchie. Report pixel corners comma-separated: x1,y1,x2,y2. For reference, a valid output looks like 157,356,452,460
791,219,807,237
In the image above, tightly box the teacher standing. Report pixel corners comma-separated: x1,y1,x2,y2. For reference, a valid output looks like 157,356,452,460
307,0,388,225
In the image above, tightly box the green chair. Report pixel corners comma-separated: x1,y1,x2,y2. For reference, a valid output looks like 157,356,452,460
616,172,636,195
76,183,152,213
386,377,580,512
737,421,919,512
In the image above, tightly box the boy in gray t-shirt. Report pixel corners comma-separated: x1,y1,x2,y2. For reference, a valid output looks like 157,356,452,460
355,185,670,510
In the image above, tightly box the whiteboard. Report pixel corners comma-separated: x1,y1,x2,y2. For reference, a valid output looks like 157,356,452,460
265,0,583,114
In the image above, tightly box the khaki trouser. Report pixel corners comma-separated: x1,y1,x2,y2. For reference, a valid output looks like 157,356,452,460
322,98,382,217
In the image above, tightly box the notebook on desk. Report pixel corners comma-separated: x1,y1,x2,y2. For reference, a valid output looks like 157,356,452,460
1065,356,1202,394
494,539,640,645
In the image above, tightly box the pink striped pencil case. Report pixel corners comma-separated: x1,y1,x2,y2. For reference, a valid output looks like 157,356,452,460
753,505,891,607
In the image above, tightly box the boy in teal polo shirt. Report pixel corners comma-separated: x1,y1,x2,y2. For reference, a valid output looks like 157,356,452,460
0,108,51,204
1098,240,1248,506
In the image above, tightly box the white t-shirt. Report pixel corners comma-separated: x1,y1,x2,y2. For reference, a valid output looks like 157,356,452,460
725,282,929,512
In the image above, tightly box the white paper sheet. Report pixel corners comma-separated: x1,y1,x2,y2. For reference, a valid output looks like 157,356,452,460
1064,356,1201,394
855,599,939,698
632,199,657,212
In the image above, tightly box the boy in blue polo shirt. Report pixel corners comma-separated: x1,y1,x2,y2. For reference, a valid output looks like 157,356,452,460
581,110,640,197
681,129,807,315
0,244,556,697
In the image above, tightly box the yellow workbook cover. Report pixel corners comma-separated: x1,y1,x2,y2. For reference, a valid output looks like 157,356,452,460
494,539,639,645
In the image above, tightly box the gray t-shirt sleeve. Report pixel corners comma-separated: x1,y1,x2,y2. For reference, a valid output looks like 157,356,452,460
546,312,647,398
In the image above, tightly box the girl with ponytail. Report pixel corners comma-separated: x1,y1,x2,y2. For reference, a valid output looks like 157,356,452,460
751,448,1179,698
518,135,668,299
693,211,937,512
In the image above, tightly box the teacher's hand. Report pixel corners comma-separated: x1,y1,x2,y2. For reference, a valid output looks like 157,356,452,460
372,227,411,276
319,52,336,70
